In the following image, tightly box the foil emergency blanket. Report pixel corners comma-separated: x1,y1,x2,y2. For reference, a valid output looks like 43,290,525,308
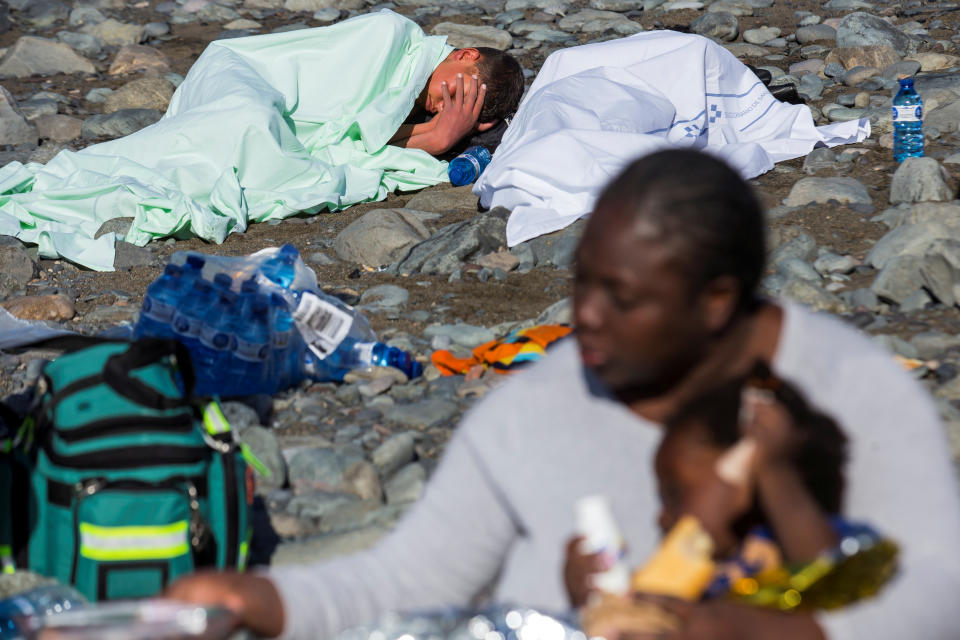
335,607,585,640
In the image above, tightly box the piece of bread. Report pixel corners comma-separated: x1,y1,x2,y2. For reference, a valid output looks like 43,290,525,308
581,593,680,639
630,516,716,601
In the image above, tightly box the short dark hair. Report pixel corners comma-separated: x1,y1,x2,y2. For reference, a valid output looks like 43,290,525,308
595,150,766,313
472,47,524,124
665,363,849,516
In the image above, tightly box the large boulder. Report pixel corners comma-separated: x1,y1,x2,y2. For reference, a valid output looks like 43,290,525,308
104,77,176,113
82,18,144,46
824,45,900,71
81,109,162,139
334,209,432,267
0,37,95,78
432,23,513,50
783,177,872,207
108,44,170,76
835,12,917,57
889,157,955,204
395,215,507,275
0,86,36,145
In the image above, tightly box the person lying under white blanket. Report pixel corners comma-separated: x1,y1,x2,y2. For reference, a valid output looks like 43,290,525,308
473,30,870,247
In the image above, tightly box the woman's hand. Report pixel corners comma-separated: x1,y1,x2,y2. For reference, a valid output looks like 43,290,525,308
564,536,609,608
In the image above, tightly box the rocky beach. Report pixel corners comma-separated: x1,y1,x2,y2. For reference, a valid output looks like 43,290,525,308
1,0,959,568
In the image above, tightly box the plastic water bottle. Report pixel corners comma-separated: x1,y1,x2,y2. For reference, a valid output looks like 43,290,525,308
180,254,206,290
447,146,492,186
260,244,299,288
193,288,239,396
231,294,272,396
269,293,297,390
135,264,183,339
892,77,924,162
172,278,215,354
211,272,233,293
323,339,423,381
575,495,631,596
238,276,259,316
0,584,87,639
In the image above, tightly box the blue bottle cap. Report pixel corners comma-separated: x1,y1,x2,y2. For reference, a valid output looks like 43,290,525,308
213,273,233,290
899,77,914,87
279,244,299,259
163,264,182,277
186,254,206,269
241,277,258,294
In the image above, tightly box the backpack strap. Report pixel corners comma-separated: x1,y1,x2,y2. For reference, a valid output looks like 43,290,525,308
102,339,197,410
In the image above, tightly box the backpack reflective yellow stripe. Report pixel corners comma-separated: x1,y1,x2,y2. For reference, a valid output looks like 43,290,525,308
0,544,15,574
79,521,189,561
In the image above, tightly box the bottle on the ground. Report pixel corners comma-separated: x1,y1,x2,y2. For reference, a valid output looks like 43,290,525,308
447,146,492,186
134,264,182,340
322,338,423,381
892,77,924,162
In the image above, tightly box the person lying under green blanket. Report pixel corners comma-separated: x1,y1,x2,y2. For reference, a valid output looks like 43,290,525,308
0,10,524,271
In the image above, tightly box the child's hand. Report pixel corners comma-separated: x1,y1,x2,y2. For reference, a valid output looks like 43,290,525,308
431,73,487,151
564,536,609,608
739,388,801,469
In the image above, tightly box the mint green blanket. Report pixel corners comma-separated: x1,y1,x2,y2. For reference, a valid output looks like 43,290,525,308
0,10,451,271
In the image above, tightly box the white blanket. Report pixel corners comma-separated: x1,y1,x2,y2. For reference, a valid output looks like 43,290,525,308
474,31,870,246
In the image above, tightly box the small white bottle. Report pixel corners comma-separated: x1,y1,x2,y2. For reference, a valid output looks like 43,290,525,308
575,495,631,595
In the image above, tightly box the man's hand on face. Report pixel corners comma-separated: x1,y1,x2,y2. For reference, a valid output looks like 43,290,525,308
431,73,487,151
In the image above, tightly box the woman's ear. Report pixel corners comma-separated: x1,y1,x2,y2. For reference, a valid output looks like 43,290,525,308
476,120,499,132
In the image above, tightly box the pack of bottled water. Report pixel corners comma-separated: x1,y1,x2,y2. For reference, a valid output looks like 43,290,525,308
134,244,422,397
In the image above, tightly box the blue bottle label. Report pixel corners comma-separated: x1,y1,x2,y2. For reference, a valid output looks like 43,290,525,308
235,337,269,362
892,105,921,122
272,331,292,349
142,298,176,323
200,325,232,351
173,314,202,338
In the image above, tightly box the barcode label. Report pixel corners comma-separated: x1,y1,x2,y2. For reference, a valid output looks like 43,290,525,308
293,292,353,358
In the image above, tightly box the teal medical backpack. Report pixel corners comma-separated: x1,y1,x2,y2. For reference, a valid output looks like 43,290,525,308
6,339,251,601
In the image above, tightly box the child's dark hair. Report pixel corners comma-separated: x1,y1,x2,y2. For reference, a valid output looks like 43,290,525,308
665,363,849,515
471,47,525,124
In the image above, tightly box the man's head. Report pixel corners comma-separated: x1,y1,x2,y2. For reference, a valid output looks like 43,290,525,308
424,47,524,125
573,149,766,395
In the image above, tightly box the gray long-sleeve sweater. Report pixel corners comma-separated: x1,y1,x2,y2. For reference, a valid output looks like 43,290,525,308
269,301,960,640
